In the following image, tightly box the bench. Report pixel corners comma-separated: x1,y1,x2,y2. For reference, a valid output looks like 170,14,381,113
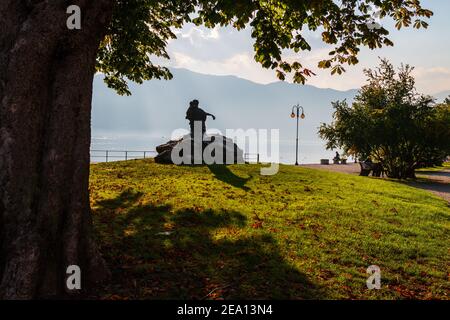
359,162,372,176
359,162,384,177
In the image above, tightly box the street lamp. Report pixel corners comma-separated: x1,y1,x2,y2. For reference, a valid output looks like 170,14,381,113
290,104,305,166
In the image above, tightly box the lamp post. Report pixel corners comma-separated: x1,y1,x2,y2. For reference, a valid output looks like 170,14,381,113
290,104,305,166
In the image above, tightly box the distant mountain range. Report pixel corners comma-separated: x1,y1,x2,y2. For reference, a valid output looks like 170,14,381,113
435,90,450,102
91,68,448,144
92,68,358,143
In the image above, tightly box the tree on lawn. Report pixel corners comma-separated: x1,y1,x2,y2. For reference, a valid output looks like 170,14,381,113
319,59,450,179
0,0,433,298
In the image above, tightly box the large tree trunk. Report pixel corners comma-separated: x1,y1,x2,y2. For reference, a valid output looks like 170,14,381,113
0,0,114,299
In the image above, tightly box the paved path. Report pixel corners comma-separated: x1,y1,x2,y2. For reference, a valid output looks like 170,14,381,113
413,170,450,203
301,163,450,203
301,163,361,175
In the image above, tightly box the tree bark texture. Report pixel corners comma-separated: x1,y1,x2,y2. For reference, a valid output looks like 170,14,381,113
0,0,114,299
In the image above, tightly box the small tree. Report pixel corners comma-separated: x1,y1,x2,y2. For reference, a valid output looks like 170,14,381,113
319,59,450,179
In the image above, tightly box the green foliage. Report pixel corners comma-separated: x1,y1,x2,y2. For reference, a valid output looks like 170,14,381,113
96,0,432,95
90,160,449,299
96,0,194,95
319,59,450,179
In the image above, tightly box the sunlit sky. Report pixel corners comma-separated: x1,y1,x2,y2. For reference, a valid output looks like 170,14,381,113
161,0,450,95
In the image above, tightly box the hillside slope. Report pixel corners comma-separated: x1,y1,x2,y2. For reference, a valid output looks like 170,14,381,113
92,69,357,143
90,160,450,299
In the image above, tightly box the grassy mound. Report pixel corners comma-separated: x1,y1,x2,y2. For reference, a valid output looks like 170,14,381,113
90,159,449,299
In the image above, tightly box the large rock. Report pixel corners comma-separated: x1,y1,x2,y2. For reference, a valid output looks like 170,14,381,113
155,134,244,165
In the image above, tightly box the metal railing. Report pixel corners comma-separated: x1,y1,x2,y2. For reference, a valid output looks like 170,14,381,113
90,150,157,163
244,153,260,164
91,149,260,164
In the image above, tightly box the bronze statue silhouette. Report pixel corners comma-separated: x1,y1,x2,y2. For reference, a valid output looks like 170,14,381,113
155,100,244,165
185,99,215,137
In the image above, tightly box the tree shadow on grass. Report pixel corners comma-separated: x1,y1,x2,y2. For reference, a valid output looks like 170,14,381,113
96,189,144,209
93,190,326,299
207,164,251,191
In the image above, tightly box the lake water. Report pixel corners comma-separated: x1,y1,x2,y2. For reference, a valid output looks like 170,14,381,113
91,131,342,165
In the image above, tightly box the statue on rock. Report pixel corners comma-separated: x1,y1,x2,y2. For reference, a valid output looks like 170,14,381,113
155,99,244,165
185,99,216,137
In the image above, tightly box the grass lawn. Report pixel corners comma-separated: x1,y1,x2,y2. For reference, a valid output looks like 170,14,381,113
90,159,449,299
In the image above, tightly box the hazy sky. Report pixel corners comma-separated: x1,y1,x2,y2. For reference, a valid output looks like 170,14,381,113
162,0,450,95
